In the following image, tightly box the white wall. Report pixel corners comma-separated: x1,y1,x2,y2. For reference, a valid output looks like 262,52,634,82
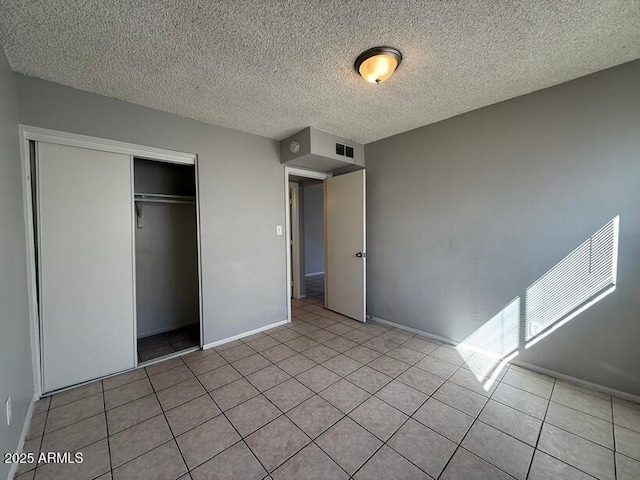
303,184,324,275
0,49,34,479
16,75,288,346
365,60,640,396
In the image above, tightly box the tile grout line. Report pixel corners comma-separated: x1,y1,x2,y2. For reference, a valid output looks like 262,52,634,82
524,377,556,479
611,395,617,480
23,389,106,478
353,362,466,479
100,380,114,479
211,353,348,478
31,397,51,477
346,436,387,478
144,362,194,478
102,358,190,476
352,402,432,479
175,411,250,474
35,395,105,435
537,419,617,453
468,415,542,451
291,356,429,479
496,378,554,401
189,358,278,477
436,365,532,479
519,373,621,456
381,364,472,479
435,363,547,479
463,364,615,478
527,449,602,480
89,359,177,475
535,393,615,425
432,361,480,480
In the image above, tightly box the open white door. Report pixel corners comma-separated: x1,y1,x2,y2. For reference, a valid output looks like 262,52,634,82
325,170,366,322
37,142,136,392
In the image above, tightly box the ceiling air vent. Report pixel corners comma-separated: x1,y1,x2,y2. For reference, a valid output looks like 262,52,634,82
335,143,354,158
345,146,354,158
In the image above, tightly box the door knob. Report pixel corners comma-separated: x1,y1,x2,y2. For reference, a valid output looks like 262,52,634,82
356,252,366,258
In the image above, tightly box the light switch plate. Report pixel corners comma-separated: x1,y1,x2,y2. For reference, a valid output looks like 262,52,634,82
276,225,283,236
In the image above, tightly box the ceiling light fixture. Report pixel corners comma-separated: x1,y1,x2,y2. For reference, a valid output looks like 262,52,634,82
354,46,402,84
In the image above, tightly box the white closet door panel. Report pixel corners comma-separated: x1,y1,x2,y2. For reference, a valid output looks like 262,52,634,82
38,142,135,392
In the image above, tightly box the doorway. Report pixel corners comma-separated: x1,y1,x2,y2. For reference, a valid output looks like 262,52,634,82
284,166,367,323
290,176,325,303
302,182,325,301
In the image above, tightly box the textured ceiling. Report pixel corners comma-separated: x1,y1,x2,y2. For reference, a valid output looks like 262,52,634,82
0,1,639,144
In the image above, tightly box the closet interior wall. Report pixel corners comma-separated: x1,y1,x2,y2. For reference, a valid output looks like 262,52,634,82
134,158,200,361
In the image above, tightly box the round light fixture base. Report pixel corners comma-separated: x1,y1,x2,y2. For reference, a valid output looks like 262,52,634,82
354,46,402,84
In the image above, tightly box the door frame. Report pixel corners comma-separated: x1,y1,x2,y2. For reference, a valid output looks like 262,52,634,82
19,125,202,397
289,181,304,300
284,167,331,322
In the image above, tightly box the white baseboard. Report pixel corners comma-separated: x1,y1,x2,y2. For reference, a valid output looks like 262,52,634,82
7,393,38,480
137,322,199,339
368,315,640,403
511,360,640,404
203,319,290,350
305,272,324,277
367,315,457,346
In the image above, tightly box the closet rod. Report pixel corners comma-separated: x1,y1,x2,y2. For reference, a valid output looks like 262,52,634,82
134,194,195,205
135,198,194,205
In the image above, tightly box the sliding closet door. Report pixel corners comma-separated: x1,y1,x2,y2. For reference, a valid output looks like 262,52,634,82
38,142,135,392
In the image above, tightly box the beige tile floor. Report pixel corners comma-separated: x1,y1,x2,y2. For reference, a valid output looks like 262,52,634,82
16,297,640,480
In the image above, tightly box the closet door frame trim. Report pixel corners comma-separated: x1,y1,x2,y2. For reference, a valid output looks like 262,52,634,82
19,125,201,397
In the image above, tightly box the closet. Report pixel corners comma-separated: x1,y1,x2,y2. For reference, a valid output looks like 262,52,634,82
134,159,200,362
29,132,200,394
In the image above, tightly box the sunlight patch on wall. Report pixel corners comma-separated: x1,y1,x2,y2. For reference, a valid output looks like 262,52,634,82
525,216,619,348
455,215,620,391
456,297,520,388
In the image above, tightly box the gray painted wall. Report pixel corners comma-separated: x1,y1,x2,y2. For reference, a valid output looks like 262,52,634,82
366,60,640,396
16,75,288,345
303,184,324,275
0,49,34,479
135,203,199,338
